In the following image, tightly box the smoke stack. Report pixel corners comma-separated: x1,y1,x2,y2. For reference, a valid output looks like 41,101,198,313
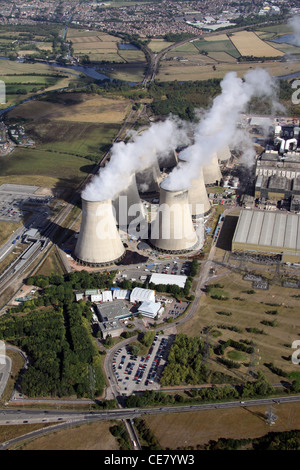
112,173,147,235
202,153,222,186
150,185,198,253
217,145,231,163
74,198,125,266
178,155,210,217
136,154,162,193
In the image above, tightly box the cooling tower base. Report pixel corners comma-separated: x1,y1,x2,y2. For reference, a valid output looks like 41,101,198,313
74,251,126,268
148,238,200,255
192,207,211,219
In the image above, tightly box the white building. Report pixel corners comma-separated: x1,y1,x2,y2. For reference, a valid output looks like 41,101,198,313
102,291,113,302
130,287,155,304
138,301,161,319
113,289,130,300
150,273,187,289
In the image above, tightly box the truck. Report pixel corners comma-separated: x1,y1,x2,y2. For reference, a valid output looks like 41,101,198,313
146,264,155,267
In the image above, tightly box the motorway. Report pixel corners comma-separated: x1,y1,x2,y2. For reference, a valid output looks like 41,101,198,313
1,395,300,449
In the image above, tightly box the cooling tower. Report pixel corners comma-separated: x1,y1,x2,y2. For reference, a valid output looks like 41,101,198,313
74,198,125,266
158,149,179,170
217,145,231,163
136,156,162,193
112,173,147,235
178,156,211,218
150,185,198,253
203,153,222,186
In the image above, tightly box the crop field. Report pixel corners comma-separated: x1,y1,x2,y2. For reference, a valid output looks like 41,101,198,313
0,148,89,189
148,38,175,52
156,60,300,82
0,61,81,108
193,39,241,59
67,29,123,62
144,403,300,449
229,31,284,57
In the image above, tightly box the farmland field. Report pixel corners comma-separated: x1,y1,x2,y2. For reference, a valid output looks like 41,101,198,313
148,38,175,52
193,39,241,59
156,60,300,82
229,31,284,57
0,61,82,108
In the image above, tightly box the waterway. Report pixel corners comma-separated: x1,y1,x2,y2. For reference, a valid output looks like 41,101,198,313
271,34,300,47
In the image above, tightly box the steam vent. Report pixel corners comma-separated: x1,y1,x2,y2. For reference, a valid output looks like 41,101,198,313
150,186,198,253
74,198,125,266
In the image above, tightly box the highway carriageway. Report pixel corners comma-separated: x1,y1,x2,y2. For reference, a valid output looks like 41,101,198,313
1,395,300,425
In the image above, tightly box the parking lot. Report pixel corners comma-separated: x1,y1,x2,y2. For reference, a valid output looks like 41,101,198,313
117,260,191,284
112,334,172,395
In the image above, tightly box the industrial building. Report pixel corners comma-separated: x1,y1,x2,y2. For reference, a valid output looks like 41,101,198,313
99,320,123,340
130,287,156,304
150,272,187,289
232,209,300,263
138,300,162,319
255,122,300,204
96,299,132,322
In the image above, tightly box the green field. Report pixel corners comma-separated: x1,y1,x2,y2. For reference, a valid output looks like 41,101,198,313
0,148,89,189
193,39,241,59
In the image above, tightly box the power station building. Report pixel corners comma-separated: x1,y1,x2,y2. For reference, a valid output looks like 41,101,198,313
255,123,300,203
232,209,300,263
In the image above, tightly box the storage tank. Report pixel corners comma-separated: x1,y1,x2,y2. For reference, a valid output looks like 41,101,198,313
149,185,198,253
112,173,147,236
74,198,125,266
202,153,222,186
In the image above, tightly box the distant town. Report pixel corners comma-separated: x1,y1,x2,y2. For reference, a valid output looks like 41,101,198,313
0,0,299,37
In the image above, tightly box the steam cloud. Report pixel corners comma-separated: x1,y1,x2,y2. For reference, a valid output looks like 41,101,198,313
82,116,191,202
289,15,300,46
162,68,281,191
83,68,281,200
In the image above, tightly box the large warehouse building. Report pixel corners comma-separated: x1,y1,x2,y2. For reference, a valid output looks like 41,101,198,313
232,209,300,263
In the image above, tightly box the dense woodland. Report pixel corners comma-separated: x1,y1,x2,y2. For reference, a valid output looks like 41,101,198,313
0,271,114,398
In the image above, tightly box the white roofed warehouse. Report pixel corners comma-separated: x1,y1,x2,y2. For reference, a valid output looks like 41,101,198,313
232,210,300,263
138,301,161,319
130,287,156,304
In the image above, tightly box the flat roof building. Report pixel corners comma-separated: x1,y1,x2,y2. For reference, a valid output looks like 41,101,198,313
138,301,161,319
232,209,300,263
149,273,187,289
96,300,132,322
99,320,123,339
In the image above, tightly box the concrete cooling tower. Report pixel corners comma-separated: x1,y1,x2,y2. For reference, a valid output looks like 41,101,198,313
203,153,222,186
158,149,179,170
112,173,147,235
217,145,231,163
178,156,211,218
74,198,125,266
150,185,198,253
136,157,162,193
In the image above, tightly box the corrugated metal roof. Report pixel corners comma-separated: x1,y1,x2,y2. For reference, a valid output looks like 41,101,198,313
150,273,187,288
233,210,300,252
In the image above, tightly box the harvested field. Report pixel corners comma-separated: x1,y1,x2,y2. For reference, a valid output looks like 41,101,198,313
230,31,284,57
148,39,174,52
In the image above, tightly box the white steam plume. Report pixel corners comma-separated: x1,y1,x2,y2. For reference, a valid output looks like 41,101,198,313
162,68,281,190
289,16,300,46
82,116,191,202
